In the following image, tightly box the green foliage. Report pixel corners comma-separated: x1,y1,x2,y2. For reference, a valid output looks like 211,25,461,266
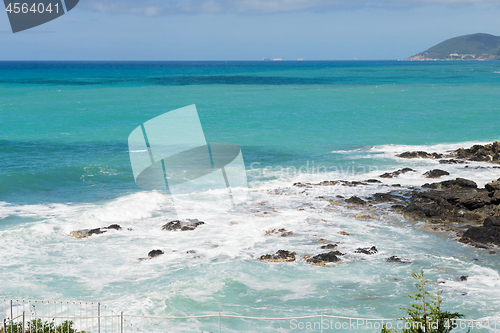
382,269,466,333
3,319,86,333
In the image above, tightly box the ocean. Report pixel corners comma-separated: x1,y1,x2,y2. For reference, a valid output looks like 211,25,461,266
1,60,500,332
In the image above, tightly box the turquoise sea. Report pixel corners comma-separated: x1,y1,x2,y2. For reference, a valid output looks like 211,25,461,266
1,61,500,332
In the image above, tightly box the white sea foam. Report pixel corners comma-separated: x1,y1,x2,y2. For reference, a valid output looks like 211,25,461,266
1,139,500,330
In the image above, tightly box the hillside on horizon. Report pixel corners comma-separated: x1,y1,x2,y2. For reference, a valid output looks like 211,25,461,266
406,33,500,61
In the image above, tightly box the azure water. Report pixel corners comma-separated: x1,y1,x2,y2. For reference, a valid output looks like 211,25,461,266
1,61,500,332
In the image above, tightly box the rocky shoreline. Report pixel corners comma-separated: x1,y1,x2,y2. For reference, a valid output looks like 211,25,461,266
68,141,500,267
258,141,500,265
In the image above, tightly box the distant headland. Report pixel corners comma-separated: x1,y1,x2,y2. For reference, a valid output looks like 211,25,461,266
406,33,500,61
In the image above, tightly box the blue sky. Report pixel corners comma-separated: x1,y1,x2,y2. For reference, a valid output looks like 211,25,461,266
0,0,499,60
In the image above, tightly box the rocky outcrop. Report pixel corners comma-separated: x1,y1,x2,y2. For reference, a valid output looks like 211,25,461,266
161,219,205,231
70,224,122,238
454,141,500,163
259,250,296,262
396,141,500,163
424,169,450,178
379,168,415,178
397,151,442,159
306,251,343,265
460,217,500,246
390,177,500,228
422,178,478,190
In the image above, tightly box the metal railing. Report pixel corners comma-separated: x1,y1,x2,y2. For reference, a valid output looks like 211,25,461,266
2,299,499,332
2,299,141,333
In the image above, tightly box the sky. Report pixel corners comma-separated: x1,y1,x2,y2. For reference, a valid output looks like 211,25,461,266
0,0,499,60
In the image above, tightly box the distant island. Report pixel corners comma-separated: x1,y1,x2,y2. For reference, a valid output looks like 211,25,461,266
406,33,500,61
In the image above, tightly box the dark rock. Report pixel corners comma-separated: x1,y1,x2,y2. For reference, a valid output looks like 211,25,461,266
379,168,415,178
315,181,338,186
454,192,491,210
161,219,205,231
320,244,338,249
386,256,411,264
424,169,450,179
423,178,477,190
266,229,293,237
454,141,500,163
355,246,378,255
484,216,500,227
459,275,468,281
371,192,401,203
345,196,366,205
397,151,443,159
439,159,467,164
365,179,382,183
148,249,164,259
306,251,342,265
106,224,122,230
460,226,500,246
293,182,311,187
489,191,500,204
70,224,122,238
258,250,296,262
485,179,500,192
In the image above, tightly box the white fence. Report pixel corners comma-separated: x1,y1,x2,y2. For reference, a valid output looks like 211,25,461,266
1,299,141,333
2,299,499,332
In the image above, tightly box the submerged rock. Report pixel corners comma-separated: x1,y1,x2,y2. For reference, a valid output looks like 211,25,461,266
439,159,467,164
320,244,338,249
70,224,122,238
265,228,293,237
379,168,416,178
148,249,164,259
397,151,443,159
386,256,411,264
355,246,378,255
424,169,450,178
306,251,342,265
259,250,296,262
161,219,205,231
370,192,401,203
345,196,366,205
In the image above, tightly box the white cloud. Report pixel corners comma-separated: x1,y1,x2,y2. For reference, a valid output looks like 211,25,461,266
83,0,498,16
